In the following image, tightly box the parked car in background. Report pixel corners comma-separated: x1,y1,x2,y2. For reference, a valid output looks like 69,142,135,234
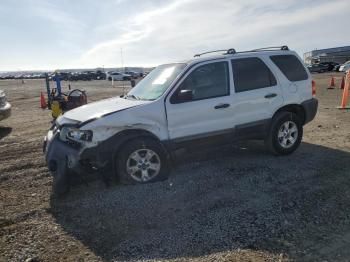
339,61,350,72
58,72,73,81
81,71,95,81
307,63,329,73
95,70,107,80
1,75,15,80
107,72,132,81
69,72,92,81
319,62,339,71
65,72,79,81
334,64,341,72
0,90,11,121
124,71,142,79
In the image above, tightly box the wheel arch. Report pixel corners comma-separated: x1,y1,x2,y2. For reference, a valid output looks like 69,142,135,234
109,129,170,176
112,128,165,153
273,104,306,125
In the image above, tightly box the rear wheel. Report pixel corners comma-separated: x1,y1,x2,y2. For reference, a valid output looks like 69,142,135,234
265,112,303,155
116,138,169,184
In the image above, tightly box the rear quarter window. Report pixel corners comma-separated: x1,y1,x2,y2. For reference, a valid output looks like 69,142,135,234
231,57,277,93
270,55,308,82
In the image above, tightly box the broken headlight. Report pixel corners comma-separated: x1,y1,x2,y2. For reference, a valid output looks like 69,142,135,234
59,127,93,142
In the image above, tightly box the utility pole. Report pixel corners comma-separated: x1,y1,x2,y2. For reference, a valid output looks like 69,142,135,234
120,48,124,72
120,48,126,94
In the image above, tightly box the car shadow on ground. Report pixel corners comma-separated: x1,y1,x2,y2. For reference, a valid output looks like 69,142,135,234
49,141,350,261
0,126,12,140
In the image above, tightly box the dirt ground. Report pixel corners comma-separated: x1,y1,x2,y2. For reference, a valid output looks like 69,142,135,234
0,73,349,262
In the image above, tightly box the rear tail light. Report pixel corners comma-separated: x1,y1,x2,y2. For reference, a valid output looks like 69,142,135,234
312,80,316,97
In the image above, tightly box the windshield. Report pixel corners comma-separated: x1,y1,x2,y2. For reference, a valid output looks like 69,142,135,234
126,63,186,100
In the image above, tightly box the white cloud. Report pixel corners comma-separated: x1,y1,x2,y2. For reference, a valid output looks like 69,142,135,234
76,0,349,68
29,0,87,37
0,0,348,71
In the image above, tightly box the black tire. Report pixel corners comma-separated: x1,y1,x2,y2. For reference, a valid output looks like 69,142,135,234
116,138,169,184
265,112,303,155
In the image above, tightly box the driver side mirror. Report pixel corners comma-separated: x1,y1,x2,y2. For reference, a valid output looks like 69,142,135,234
176,89,193,103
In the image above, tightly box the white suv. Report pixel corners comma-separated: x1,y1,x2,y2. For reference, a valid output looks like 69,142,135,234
339,61,350,72
44,46,318,195
0,90,11,121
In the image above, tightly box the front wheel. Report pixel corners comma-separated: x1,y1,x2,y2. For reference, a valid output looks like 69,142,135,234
265,112,303,155
116,138,169,184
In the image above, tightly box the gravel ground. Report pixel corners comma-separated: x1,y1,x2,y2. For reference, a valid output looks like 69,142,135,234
0,73,350,262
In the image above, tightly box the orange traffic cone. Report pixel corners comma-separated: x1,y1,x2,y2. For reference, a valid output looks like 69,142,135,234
328,76,336,89
40,92,47,109
340,76,345,89
338,71,350,109
312,80,316,96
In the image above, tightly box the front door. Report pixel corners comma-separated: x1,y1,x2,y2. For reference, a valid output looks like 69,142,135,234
165,60,234,142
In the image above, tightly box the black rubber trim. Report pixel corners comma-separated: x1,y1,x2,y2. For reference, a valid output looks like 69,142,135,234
301,98,318,124
235,119,270,139
167,118,271,150
171,128,233,144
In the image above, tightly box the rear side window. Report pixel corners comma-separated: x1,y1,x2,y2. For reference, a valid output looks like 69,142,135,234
231,58,277,93
270,55,308,81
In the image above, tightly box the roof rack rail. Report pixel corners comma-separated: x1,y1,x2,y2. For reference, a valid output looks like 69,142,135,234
193,46,289,58
251,46,289,52
194,48,236,58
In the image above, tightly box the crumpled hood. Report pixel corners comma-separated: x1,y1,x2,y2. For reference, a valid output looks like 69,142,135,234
57,96,148,125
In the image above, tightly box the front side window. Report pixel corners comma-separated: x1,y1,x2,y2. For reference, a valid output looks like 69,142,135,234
127,63,186,101
174,61,230,102
231,57,277,93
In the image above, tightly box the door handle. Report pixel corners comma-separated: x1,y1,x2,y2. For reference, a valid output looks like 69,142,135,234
264,93,277,99
214,103,230,109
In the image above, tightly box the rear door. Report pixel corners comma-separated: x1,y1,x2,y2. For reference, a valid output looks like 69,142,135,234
230,56,284,135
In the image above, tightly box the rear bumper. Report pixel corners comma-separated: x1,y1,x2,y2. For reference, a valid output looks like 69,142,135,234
0,102,11,121
302,98,318,124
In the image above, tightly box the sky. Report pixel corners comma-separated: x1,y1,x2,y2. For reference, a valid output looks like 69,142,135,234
0,0,349,71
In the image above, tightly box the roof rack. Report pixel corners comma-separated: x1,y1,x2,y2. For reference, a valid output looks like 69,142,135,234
194,48,236,58
251,46,289,52
193,46,289,58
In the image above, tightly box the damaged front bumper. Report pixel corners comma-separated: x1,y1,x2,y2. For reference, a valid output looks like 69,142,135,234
44,129,112,193
0,102,11,121
44,135,85,175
